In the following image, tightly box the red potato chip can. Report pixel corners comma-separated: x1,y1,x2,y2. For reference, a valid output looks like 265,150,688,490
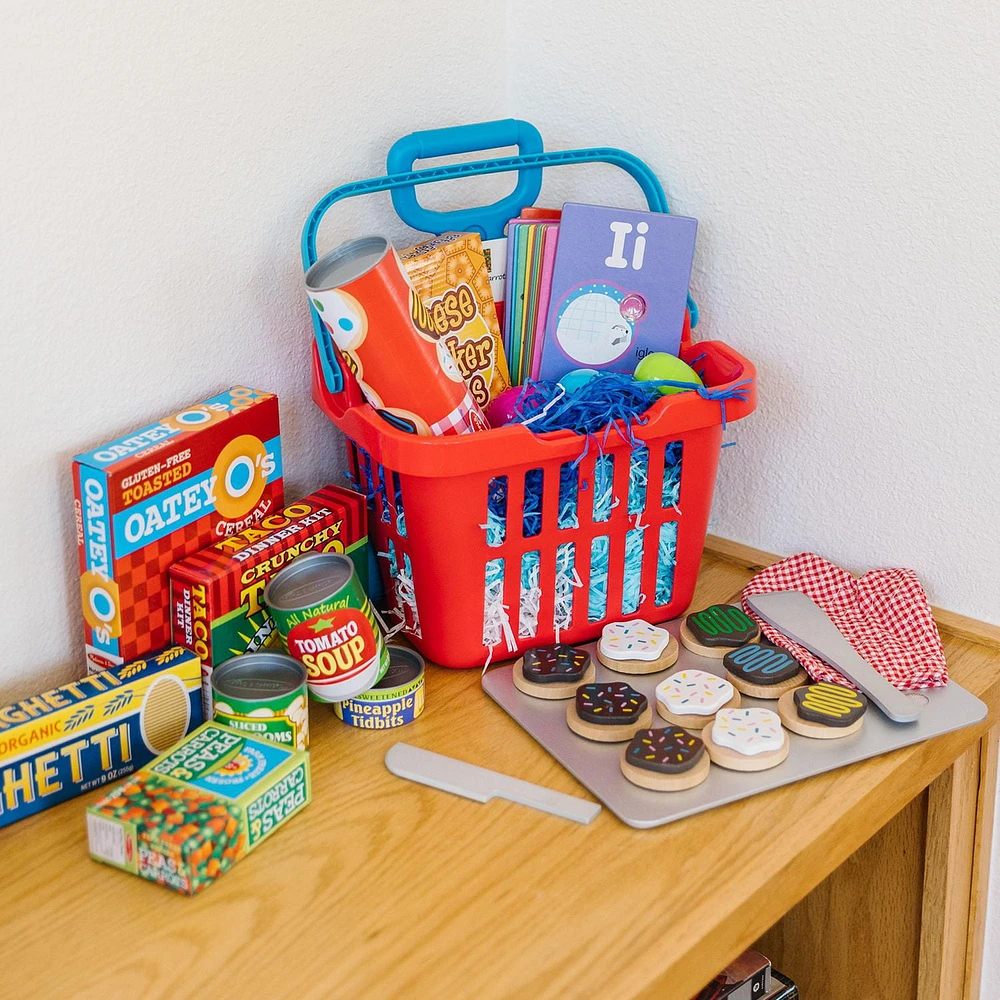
305,235,488,436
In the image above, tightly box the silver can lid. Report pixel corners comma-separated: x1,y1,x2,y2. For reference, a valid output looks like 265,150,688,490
212,653,306,701
375,644,425,689
304,235,390,292
262,552,356,613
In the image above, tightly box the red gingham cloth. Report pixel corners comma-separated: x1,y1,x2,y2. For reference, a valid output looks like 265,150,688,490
430,394,488,436
740,552,948,691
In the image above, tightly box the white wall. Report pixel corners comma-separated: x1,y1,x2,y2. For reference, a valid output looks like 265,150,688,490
506,1,1000,993
3,0,998,989
507,0,1000,624
0,0,506,700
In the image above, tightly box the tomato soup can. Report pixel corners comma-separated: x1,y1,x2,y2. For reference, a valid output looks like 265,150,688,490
304,235,487,436
333,644,426,729
211,652,309,750
263,552,389,702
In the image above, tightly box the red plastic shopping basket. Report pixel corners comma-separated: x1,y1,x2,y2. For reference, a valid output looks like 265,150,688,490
303,120,757,668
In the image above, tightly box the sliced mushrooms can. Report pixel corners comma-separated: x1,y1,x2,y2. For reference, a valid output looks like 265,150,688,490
211,652,309,750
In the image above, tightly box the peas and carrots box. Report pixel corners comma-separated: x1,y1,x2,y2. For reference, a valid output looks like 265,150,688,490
86,722,310,895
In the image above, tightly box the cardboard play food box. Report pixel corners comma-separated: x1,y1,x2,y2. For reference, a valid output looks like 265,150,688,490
400,231,510,408
0,646,202,829
169,484,368,716
87,722,310,895
73,387,284,672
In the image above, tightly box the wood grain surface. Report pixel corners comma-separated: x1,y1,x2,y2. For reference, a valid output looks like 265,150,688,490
0,544,997,1000
965,726,999,1000
757,789,929,998
918,742,981,999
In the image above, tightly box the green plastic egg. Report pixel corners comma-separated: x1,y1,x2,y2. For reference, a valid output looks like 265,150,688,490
634,353,704,395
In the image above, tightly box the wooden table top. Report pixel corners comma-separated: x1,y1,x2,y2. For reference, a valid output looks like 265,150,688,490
2,539,998,1000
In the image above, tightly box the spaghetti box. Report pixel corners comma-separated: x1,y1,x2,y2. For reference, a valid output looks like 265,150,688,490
169,484,368,715
0,646,202,829
87,722,310,896
73,387,284,672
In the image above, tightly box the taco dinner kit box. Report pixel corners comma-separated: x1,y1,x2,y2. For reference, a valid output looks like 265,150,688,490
0,647,202,829
73,387,284,672
169,484,368,716
87,722,310,895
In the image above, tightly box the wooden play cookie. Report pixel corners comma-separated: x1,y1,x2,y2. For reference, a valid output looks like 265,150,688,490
778,681,868,739
703,707,788,771
654,669,740,730
723,642,808,699
566,682,652,743
597,620,679,674
512,644,595,700
680,604,760,657
620,727,710,791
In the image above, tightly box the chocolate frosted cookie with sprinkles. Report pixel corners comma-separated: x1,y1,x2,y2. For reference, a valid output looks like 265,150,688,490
778,681,868,740
723,642,807,699
620,727,711,791
566,682,652,743
655,669,740,730
680,604,760,658
513,644,595,700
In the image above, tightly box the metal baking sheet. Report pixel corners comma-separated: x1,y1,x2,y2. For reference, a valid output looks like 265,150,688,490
481,620,987,829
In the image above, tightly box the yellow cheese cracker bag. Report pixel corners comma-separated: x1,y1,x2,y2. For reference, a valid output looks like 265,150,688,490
400,232,511,407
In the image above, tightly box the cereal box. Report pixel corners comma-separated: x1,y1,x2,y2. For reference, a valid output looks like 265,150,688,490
0,646,202,829
168,484,367,715
73,387,284,672
400,232,510,407
87,722,310,895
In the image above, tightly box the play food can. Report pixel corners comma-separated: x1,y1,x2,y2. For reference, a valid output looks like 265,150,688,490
263,552,389,702
334,644,426,729
304,235,487,436
211,652,309,750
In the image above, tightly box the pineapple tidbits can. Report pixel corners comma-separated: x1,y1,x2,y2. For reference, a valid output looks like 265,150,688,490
263,552,389,702
211,653,309,750
304,235,487,436
333,644,425,729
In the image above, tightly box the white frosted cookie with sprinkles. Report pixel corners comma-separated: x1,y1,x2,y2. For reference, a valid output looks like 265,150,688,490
598,620,679,675
703,707,789,772
654,669,740,730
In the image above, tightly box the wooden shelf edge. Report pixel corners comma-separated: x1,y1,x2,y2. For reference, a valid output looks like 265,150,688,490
964,726,1000,1000
634,709,999,1000
704,535,1000,652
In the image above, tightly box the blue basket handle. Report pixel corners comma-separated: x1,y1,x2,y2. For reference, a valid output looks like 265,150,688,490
386,119,544,240
303,137,699,394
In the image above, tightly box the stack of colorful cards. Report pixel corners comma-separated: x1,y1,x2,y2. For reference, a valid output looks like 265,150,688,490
502,208,561,384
